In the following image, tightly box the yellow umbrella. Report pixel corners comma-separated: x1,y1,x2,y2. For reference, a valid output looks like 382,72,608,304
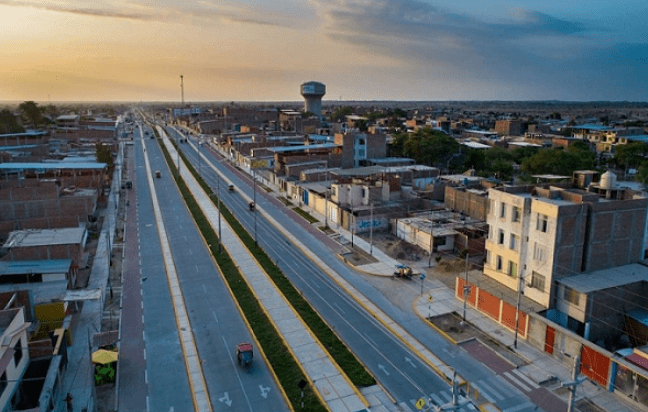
92,349,118,365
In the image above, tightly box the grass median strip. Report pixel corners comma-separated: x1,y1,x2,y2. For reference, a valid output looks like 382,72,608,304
162,137,375,387
154,136,375,411
156,139,325,411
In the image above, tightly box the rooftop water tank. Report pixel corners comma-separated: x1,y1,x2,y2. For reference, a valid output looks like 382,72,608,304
600,171,617,189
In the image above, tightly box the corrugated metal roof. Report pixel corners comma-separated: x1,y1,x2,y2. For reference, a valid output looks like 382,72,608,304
3,227,86,248
0,162,106,170
0,259,72,275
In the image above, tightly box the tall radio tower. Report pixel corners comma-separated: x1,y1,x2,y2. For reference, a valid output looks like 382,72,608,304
180,75,184,107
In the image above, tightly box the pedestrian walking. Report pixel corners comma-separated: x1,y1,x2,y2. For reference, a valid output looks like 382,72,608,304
65,392,73,412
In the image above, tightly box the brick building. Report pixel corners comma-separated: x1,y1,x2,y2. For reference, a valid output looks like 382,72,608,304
484,171,647,308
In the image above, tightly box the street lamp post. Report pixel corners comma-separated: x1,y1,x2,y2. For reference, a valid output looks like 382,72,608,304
462,253,469,323
253,169,257,245
217,175,222,253
369,202,373,255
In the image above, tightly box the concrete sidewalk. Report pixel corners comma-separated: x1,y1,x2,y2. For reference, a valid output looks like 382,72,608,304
335,226,639,412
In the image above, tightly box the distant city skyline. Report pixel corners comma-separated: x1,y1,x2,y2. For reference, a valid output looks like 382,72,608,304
1,0,646,102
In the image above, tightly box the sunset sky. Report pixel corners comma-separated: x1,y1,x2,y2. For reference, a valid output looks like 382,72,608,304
1,0,646,102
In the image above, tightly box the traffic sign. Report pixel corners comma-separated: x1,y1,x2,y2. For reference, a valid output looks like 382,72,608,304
420,273,426,280
415,398,426,410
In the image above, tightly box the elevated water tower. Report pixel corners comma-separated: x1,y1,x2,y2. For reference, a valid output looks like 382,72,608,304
300,81,326,119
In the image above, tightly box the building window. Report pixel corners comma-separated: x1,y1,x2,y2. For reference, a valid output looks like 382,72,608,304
485,250,491,264
512,206,520,222
533,242,545,262
13,339,22,367
537,214,548,232
509,234,518,250
530,272,545,291
563,286,580,305
500,203,506,218
498,230,505,245
508,261,518,278
496,255,503,271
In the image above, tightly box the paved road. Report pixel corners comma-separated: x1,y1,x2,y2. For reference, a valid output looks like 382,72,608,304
459,340,568,412
174,130,558,412
117,126,148,412
174,131,461,409
143,126,288,411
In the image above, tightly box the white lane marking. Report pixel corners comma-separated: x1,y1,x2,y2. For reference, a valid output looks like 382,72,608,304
202,284,207,293
333,302,345,314
503,402,535,412
470,382,495,403
259,385,270,398
504,371,530,392
477,380,505,400
430,393,443,406
142,330,145,341
145,369,148,384
512,368,539,389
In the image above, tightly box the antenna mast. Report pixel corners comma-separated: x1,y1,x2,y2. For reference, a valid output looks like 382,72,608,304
180,75,185,106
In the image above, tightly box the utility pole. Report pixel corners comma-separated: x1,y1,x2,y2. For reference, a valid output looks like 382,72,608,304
563,354,585,412
428,222,434,267
350,198,354,248
217,175,222,253
514,269,524,348
369,202,374,255
180,74,184,107
324,170,329,229
462,253,469,323
253,169,257,245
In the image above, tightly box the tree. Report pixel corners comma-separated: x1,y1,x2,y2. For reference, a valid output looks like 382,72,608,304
614,141,648,170
18,101,42,128
95,143,114,173
329,106,353,123
0,109,25,134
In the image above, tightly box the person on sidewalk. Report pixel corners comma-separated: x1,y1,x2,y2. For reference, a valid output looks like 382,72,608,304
65,393,73,412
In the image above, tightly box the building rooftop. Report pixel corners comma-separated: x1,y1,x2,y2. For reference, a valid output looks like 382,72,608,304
0,260,72,276
0,162,106,171
558,263,648,294
462,141,491,149
3,227,86,248
268,143,341,153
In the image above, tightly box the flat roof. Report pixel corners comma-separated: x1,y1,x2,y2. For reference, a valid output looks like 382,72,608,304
268,143,341,153
558,263,648,294
508,142,542,147
0,260,72,275
532,174,571,180
572,124,613,131
56,115,79,121
0,145,39,151
462,141,491,149
0,162,106,170
369,157,415,164
463,129,497,135
3,227,86,248
0,131,47,138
